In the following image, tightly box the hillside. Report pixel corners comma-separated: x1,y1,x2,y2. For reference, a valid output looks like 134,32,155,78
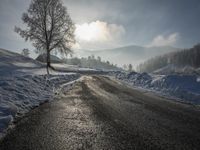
137,44,200,74
0,48,80,137
0,48,42,75
112,71,200,104
76,45,179,68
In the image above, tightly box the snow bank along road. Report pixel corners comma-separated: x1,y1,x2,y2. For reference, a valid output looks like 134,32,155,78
0,76,200,150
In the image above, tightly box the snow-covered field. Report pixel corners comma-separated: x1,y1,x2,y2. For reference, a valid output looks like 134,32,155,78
0,49,80,137
1,48,200,139
52,63,97,71
111,71,200,105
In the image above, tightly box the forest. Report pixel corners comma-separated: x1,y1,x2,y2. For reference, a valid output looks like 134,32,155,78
63,55,122,71
137,44,200,72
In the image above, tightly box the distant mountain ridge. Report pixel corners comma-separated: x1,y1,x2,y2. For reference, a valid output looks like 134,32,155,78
76,45,180,68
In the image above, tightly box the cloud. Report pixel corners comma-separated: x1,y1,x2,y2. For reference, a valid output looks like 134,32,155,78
148,33,179,47
74,21,125,49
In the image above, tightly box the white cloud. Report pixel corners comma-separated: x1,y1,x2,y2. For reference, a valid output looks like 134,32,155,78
74,20,125,50
148,33,179,47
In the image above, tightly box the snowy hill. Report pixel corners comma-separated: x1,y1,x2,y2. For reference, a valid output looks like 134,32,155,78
0,49,80,137
137,44,200,73
0,48,42,76
153,64,200,75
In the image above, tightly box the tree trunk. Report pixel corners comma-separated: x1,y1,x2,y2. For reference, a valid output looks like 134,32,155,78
46,50,50,75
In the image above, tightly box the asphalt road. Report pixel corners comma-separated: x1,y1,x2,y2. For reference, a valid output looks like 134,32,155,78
0,76,200,150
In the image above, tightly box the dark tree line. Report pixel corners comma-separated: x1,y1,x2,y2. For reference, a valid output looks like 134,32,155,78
137,44,200,73
63,55,121,71
123,64,133,72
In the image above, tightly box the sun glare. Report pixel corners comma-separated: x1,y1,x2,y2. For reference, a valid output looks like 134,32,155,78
75,21,109,42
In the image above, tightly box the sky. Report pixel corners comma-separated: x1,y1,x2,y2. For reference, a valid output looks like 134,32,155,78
0,0,200,56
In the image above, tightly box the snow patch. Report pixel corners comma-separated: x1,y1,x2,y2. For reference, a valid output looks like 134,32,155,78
0,48,81,138
111,71,200,104
0,74,80,137
153,64,199,75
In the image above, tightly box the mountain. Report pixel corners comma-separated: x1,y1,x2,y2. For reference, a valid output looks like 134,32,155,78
153,64,200,75
75,45,180,68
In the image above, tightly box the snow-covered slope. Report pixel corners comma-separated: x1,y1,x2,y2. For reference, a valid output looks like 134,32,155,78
0,48,43,76
153,64,199,75
0,49,80,137
112,71,200,104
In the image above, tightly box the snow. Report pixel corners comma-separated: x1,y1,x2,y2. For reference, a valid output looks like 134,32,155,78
0,49,80,137
14,62,40,68
78,68,97,71
111,71,200,105
52,63,97,71
153,64,199,75
1,47,199,139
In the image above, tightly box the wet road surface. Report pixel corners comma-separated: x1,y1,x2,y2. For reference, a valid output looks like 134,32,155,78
0,76,200,150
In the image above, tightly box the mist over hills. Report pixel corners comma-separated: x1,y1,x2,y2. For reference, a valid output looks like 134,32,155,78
137,44,200,74
75,45,180,68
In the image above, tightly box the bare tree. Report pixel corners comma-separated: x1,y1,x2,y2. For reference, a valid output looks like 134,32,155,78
128,64,133,72
123,64,127,70
91,55,95,60
21,48,30,57
88,56,91,60
15,0,75,74
97,56,101,62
